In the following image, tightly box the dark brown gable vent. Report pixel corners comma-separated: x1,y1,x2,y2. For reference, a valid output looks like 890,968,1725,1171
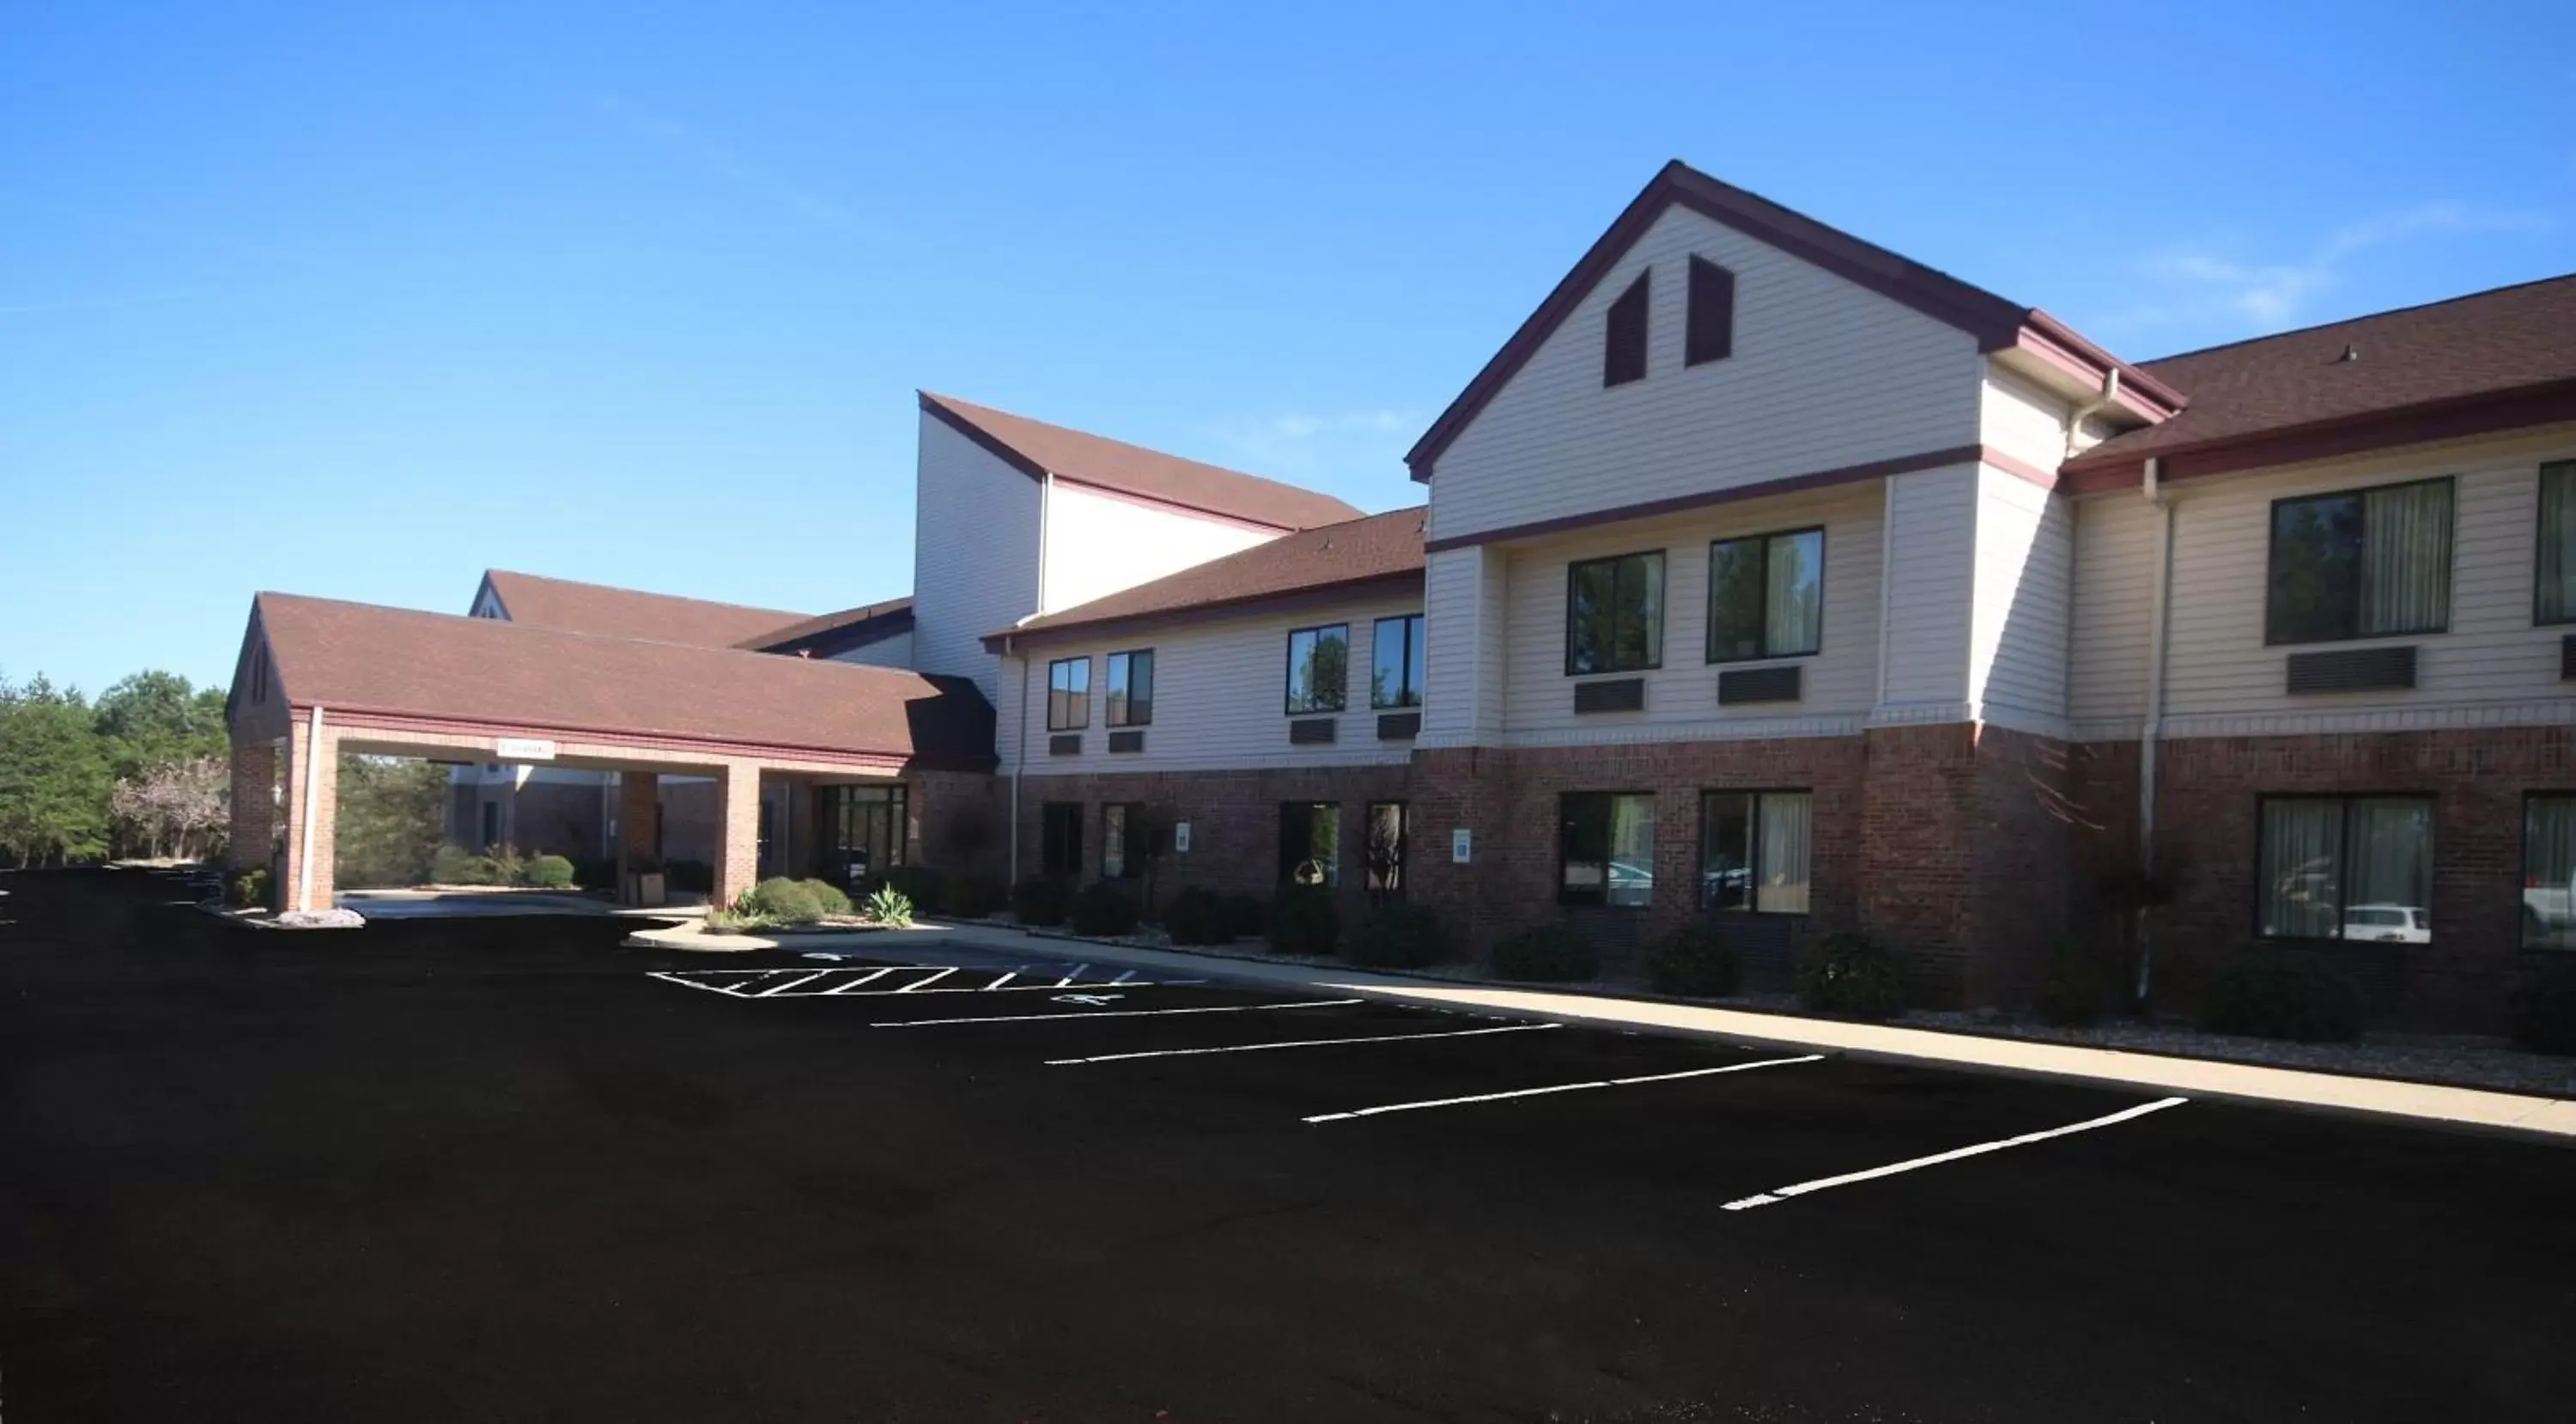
2284,645,2416,695
1686,256,1735,366
1604,272,1649,386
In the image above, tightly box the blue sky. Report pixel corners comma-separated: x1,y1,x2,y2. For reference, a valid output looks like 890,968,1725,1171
3,1,2570,694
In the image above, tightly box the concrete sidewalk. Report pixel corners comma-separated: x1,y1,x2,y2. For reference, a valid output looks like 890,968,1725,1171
634,916,2576,1143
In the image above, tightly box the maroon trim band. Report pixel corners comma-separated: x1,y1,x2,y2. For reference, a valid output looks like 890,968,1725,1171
2062,378,2576,494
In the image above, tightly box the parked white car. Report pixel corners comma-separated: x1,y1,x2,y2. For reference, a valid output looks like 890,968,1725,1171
2341,904,2429,944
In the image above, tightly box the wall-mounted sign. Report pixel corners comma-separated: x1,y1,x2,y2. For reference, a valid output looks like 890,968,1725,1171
1451,828,1473,864
495,737,557,762
1173,821,1193,853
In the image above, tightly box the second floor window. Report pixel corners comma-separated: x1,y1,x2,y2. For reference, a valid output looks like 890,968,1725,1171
1707,527,1824,662
1047,656,1090,731
2537,461,2576,624
1107,649,1153,727
1371,614,1425,709
2267,478,2452,645
1285,624,1348,714
1566,551,1665,675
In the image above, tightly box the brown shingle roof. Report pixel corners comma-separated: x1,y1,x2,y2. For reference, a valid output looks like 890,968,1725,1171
479,569,808,649
2069,273,2576,478
738,596,914,654
920,392,1364,532
990,507,1425,648
254,593,993,766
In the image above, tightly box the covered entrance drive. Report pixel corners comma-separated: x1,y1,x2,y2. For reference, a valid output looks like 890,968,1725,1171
224,593,997,915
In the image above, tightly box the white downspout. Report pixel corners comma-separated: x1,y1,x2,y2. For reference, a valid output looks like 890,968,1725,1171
1872,475,1898,709
1006,635,1030,884
2136,456,2172,1003
296,705,326,912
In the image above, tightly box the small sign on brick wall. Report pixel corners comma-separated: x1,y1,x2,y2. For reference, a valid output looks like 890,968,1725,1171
1451,828,1473,864
495,737,556,762
1174,821,1193,853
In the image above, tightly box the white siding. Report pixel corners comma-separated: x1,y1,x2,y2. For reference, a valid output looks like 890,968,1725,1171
1970,466,2071,725
1419,545,1506,747
1003,591,1426,776
827,630,913,668
1494,483,1882,744
1979,363,2074,474
1876,465,1979,714
2066,490,2160,733
1427,203,1983,544
1040,480,1280,616
909,412,1044,700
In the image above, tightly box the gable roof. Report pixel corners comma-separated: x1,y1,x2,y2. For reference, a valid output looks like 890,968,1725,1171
988,507,1426,648
1403,160,2181,482
2064,272,2576,487
247,593,993,768
738,596,915,655
477,569,808,649
919,392,1364,532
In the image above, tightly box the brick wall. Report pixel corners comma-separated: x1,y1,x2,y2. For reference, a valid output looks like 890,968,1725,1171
227,739,278,877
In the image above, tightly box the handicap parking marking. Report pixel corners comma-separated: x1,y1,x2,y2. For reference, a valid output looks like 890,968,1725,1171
871,998,1365,1028
1720,1095,2189,1212
1044,1020,1561,1066
1302,1054,1826,1124
646,962,1169,1000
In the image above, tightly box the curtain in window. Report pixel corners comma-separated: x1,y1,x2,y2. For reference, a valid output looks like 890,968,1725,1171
1607,794,1654,908
1766,532,1824,656
2360,481,2451,635
2540,465,2576,624
2257,800,2342,938
1755,793,1812,913
2525,796,2576,949
2346,797,2432,930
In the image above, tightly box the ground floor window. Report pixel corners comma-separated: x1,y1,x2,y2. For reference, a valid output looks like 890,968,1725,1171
2524,794,2576,950
2256,794,2433,942
1279,801,1340,888
818,782,906,884
1560,792,1654,907
1041,801,1084,879
1699,790,1812,913
1364,801,1407,895
1102,803,1147,879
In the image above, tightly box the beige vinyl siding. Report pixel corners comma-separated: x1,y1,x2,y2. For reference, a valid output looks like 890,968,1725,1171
1876,465,1979,713
909,411,1043,700
2066,490,2160,733
1006,591,1425,776
1427,204,1983,544
1420,545,1508,746
1040,480,1280,616
1979,363,2074,473
1971,465,2071,724
1495,483,1881,742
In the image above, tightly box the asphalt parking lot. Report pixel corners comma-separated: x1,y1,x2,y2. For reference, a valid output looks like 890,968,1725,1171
4,869,2574,1422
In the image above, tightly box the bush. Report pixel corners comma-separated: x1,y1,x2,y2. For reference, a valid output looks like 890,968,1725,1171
1163,886,1231,946
2199,952,2361,1043
862,885,914,928
1491,924,1598,982
1797,931,1912,1019
806,879,852,917
430,846,498,885
1269,888,1340,958
1221,894,1272,940
1013,876,1071,928
526,855,575,889
1347,903,1446,969
941,873,1005,920
490,845,526,886
1643,923,1740,998
2513,961,2576,1056
231,867,270,910
2032,939,2114,1027
738,878,828,926
1070,881,1140,937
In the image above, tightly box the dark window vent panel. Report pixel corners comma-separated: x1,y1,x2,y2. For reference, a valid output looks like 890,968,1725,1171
1048,733,1082,756
1376,712,1422,741
1717,665,1803,705
1288,718,1338,745
2562,634,2576,681
1107,730,1145,754
1573,678,1646,714
2285,645,2417,695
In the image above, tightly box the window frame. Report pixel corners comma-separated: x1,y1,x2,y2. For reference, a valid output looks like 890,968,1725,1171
2262,475,2456,647
1704,526,1827,665
1278,800,1342,888
1101,801,1145,880
1282,623,1351,715
1370,614,1425,709
2252,791,2437,942
1563,550,1668,677
1696,788,1814,914
2533,460,2576,627
1040,800,1085,879
1557,790,1656,909
1046,656,1091,732
1603,271,1649,387
1364,800,1408,896
1106,648,1154,727
2521,790,2576,950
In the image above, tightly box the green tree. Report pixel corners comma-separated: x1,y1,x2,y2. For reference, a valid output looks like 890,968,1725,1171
94,671,229,781
0,674,113,867
333,754,452,888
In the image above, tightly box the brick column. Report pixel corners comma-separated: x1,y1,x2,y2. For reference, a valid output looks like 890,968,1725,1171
713,762,762,910
228,739,278,875
276,713,339,914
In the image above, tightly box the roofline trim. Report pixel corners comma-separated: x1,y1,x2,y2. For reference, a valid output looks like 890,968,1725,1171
299,701,996,775
980,569,1427,653
918,392,1306,533
2061,377,2576,492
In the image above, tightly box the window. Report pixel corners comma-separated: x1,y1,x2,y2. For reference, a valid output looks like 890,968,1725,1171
1707,527,1824,663
2524,794,2576,950
2256,795,2433,941
1047,657,1091,731
1279,801,1340,887
1102,803,1145,879
1371,615,1425,709
1041,801,1084,879
1364,801,1408,895
1107,649,1154,727
2537,462,2576,625
1565,551,1666,675
818,783,907,884
1559,792,1655,907
1699,791,1812,913
1285,624,1349,714
1604,271,1649,386
2266,478,2453,644
1686,256,1735,366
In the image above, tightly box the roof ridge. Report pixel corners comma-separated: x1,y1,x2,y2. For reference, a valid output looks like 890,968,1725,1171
483,568,805,619
264,590,928,672
2138,271,2576,367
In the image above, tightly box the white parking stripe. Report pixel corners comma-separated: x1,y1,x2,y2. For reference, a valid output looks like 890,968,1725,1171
754,971,833,997
896,967,959,993
874,999,1363,1028
1109,969,1137,986
1303,1055,1823,1124
1720,1096,2188,1211
823,967,899,994
1055,964,1091,988
986,971,1018,990
1045,1022,1560,1065
645,971,744,994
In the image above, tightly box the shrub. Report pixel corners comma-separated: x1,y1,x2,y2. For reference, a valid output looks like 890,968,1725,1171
2032,939,2114,1027
2512,961,2576,1056
1269,888,1340,958
429,845,482,885
1797,931,1912,1019
491,845,527,886
805,879,853,917
231,867,270,910
526,855,575,889
862,885,914,928
2199,952,2361,1043
1070,881,1141,937
1491,924,1598,982
1163,886,1231,946
1013,876,1071,928
941,873,1005,920
1221,894,1272,941
738,878,827,926
1643,923,1740,998
1347,903,1446,969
